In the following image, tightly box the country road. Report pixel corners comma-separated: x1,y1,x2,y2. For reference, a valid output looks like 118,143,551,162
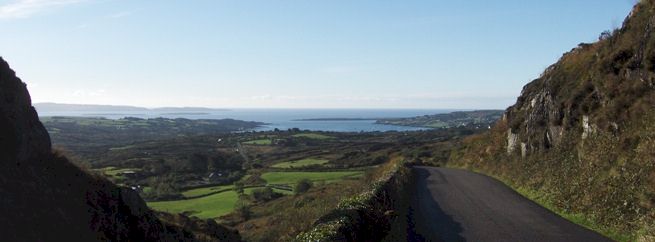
408,167,612,242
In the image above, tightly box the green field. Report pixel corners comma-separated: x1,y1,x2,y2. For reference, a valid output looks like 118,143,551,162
149,189,243,218
147,171,363,219
271,158,329,168
261,171,363,184
243,139,272,145
181,185,234,198
292,133,334,140
148,187,291,219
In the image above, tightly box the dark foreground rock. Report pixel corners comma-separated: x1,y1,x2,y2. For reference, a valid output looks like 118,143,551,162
0,57,240,241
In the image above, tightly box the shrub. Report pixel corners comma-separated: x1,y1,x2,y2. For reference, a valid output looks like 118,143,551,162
252,187,281,202
294,179,313,195
234,200,252,220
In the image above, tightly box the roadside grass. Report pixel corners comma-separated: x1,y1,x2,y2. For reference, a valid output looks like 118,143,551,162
458,166,635,242
261,171,363,184
513,186,634,242
292,133,334,140
243,139,272,145
271,158,329,168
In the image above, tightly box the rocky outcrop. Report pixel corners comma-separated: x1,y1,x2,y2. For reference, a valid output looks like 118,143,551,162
0,57,240,241
451,0,655,239
0,58,51,166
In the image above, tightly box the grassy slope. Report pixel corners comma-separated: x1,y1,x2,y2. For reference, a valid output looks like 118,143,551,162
235,179,367,241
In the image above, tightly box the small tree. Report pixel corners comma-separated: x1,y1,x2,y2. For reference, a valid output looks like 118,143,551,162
234,181,245,195
294,179,313,195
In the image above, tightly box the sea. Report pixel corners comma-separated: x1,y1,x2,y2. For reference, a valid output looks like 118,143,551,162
37,109,456,132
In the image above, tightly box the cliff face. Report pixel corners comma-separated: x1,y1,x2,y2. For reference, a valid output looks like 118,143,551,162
504,0,655,156
0,57,240,241
450,0,655,239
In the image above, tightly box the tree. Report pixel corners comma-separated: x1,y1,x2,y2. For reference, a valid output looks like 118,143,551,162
234,181,245,195
294,179,313,195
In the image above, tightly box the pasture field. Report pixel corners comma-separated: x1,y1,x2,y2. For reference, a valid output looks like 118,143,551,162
261,171,363,184
181,185,234,198
291,133,334,140
148,187,291,219
148,189,243,219
271,158,329,168
243,139,272,145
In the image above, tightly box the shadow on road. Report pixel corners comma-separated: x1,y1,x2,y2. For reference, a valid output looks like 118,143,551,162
407,168,465,242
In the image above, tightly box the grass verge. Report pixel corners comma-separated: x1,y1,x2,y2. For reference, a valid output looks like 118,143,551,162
457,166,636,242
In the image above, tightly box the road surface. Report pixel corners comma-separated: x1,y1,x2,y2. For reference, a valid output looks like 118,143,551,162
408,167,612,242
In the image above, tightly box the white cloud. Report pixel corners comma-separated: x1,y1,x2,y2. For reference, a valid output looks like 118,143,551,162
0,0,87,19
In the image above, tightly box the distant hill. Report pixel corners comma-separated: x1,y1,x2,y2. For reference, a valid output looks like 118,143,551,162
0,58,240,241
42,116,263,161
34,102,229,113
376,110,503,129
449,1,655,240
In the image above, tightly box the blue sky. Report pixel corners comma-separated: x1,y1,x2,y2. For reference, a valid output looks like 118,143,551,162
0,0,636,109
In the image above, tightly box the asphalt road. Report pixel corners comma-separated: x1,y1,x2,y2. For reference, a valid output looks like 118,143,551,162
408,167,612,242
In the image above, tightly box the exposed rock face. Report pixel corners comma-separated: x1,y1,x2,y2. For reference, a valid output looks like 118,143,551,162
506,129,518,154
451,0,655,238
0,57,240,241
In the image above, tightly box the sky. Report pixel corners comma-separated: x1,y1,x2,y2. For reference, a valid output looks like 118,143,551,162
0,0,637,109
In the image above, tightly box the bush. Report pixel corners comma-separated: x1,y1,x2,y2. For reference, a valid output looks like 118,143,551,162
294,179,313,195
234,200,252,220
252,187,281,202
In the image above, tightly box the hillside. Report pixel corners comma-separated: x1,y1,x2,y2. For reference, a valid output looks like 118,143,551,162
34,102,229,113
0,57,240,241
376,110,503,129
449,1,655,240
